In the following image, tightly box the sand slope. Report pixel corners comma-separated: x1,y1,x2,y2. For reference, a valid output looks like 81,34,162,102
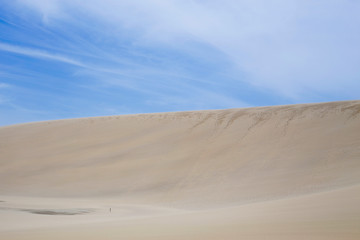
0,100,360,239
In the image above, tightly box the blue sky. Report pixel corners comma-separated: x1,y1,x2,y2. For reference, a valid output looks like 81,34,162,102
0,0,359,126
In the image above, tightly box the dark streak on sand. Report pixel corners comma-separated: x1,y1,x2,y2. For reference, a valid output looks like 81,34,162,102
21,208,94,215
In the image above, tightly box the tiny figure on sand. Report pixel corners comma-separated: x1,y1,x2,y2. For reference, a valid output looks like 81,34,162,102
110,208,111,213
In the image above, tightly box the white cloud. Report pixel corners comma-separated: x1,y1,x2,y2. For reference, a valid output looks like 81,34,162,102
14,0,360,99
0,42,85,67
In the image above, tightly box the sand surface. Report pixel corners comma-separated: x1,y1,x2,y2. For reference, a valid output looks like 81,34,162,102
0,100,360,239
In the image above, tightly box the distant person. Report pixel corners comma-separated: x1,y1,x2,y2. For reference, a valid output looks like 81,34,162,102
110,208,111,213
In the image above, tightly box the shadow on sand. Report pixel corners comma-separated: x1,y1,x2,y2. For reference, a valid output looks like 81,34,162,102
21,208,94,215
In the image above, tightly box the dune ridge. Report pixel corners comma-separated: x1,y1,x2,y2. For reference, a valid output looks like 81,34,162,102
1,100,360,239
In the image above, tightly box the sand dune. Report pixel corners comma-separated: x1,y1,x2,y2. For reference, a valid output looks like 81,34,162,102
0,100,360,239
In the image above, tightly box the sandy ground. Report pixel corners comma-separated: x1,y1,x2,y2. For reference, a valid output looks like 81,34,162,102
0,100,360,239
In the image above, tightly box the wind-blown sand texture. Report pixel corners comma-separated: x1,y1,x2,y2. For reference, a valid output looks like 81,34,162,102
0,100,360,239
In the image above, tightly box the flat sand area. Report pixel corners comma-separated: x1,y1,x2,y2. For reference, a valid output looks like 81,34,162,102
1,100,359,239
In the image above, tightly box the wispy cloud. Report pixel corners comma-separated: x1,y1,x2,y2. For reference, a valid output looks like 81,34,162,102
16,0,360,99
0,82,11,89
0,42,85,67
